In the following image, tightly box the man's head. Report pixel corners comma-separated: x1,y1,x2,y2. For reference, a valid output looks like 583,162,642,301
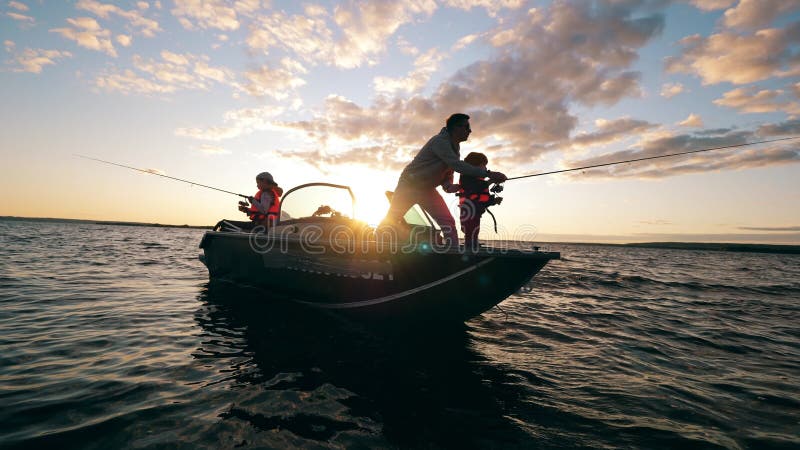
446,113,471,143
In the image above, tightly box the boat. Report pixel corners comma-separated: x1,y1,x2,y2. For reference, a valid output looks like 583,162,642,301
199,182,559,322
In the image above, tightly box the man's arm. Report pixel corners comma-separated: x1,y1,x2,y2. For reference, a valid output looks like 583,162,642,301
430,140,488,178
430,139,507,182
440,170,460,193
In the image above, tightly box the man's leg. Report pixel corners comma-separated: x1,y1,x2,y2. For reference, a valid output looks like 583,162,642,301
383,180,417,225
377,180,417,246
418,189,458,247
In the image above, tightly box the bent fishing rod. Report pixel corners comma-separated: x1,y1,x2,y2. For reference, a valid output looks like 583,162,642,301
506,136,800,181
75,154,252,199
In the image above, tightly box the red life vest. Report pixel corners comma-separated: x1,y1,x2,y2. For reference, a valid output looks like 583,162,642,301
457,185,491,206
248,188,281,223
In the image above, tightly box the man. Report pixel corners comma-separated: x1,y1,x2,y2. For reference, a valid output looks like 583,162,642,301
382,113,507,247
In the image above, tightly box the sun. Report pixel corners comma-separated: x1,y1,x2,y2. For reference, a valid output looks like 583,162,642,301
347,171,394,226
353,189,391,226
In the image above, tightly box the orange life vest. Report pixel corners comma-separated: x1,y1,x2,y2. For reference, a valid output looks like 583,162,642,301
248,188,281,223
457,185,491,206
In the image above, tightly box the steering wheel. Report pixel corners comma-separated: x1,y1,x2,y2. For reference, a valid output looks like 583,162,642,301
312,205,337,217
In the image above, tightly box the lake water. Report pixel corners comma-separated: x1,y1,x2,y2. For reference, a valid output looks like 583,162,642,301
1,219,798,449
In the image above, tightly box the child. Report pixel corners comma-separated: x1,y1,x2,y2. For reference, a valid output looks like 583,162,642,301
457,152,502,249
238,172,283,226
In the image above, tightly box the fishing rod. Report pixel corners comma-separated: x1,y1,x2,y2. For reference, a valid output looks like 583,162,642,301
75,154,252,199
507,136,800,181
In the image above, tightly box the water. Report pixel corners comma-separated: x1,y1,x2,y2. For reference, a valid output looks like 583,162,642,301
1,219,798,449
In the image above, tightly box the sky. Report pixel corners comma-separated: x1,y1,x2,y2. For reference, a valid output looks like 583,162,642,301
1,0,799,244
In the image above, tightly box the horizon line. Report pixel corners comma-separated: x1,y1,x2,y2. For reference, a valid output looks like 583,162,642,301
2,215,799,246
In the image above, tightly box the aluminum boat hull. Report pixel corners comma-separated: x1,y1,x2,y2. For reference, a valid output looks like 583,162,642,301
200,231,558,322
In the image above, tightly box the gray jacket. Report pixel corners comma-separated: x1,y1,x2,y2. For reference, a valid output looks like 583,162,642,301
398,128,489,188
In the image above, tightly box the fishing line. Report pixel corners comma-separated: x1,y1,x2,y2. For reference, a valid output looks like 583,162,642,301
507,136,800,181
75,154,251,199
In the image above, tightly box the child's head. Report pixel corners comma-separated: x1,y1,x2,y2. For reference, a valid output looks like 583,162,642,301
464,152,488,170
256,172,278,190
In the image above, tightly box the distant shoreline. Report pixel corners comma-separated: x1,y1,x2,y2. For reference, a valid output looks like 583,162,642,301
2,216,798,254
586,241,800,255
0,216,211,230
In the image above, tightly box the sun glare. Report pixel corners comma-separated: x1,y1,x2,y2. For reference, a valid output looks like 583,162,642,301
349,172,394,226
354,189,391,226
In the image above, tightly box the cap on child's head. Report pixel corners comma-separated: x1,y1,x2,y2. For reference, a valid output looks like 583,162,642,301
464,152,488,166
256,172,277,185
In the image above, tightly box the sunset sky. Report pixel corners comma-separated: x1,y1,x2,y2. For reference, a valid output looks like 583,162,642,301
2,0,799,243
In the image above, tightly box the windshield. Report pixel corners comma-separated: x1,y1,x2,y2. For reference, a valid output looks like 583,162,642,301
279,183,355,221
403,205,436,228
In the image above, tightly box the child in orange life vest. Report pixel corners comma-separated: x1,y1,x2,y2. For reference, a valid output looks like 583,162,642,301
457,152,502,249
238,172,283,226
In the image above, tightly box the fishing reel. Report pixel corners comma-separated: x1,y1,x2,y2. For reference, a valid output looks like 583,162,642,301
489,183,504,206
238,200,250,213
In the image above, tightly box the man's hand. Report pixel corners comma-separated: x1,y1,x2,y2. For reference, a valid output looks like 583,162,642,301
488,171,507,183
442,183,461,193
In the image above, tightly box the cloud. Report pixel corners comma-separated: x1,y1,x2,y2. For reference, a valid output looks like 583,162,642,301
757,118,800,136
94,51,235,94
722,0,800,30
174,125,242,141
452,33,480,51
637,219,674,225
686,0,735,11
665,24,800,85
442,0,525,17
242,60,306,100
175,104,284,141
678,113,703,127
396,36,419,56
246,2,437,69
714,87,800,115
373,47,445,95
94,68,174,93
660,82,685,98
246,10,333,60
171,0,241,31
5,47,72,73
274,144,410,174
6,11,34,23
571,118,659,148
195,144,231,155
264,1,667,173
563,130,800,179
8,1,29,11
116,34,132,47
76,0,161,37
50,17,117,56
738,226,800,232
4,40,14,51
331,1,437,68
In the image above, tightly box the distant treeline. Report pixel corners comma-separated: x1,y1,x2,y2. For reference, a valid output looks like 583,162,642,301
0,216,211,230
623,242,800,255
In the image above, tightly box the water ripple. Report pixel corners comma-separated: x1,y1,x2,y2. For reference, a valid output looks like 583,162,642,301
0,222,798,448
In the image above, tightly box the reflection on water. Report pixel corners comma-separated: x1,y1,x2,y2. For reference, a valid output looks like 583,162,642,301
194,282,534,448
2,220,798,449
